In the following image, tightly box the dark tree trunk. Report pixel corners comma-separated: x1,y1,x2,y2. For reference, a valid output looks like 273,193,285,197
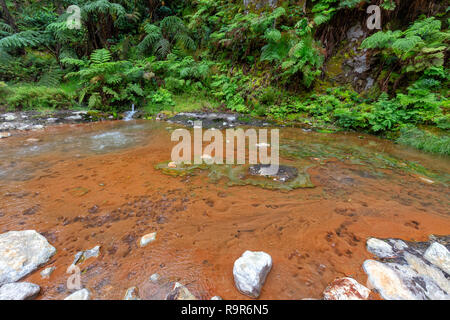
0,0,18,32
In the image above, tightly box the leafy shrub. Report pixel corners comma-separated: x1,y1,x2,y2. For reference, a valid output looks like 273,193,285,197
4,85,74,110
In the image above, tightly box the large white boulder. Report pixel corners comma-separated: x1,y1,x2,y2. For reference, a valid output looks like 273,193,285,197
0,230,56,286
0,282,40,300
233,251,272,298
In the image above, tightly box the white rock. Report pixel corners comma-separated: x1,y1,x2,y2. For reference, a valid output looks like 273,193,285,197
363,260,416,300
149,273,161,283
65,115,82,121
0,132,11,139
211,296,223,300
4,114,16,121
403,252,450,295
140,232,157,247
64,288,91,300
424,242,450,274
323,277,371,300
233,251,272,298
0,282,40,300
366,238,395,258
0,230,56,286
40,266,56,279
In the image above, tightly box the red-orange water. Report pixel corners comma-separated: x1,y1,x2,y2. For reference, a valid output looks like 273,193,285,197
0,120,449,299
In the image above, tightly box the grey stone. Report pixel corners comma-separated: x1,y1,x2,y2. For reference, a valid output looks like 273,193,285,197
233,251,272,298
0,282,40,300
0,230,56,285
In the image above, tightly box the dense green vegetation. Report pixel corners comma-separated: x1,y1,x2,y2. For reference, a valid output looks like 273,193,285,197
0,0,448,154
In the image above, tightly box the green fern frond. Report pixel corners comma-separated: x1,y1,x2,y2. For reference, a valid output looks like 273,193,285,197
90,49,112,64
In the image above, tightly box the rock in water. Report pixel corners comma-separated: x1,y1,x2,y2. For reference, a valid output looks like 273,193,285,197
72,245,101,265
40,266,56,279
166,282,197,300
233,251,272,298
140,232,157,247
0,230,56,286
0,282,40,300
64,288,91,300
323,277,371,300
424,242,450,274
124,287,140,300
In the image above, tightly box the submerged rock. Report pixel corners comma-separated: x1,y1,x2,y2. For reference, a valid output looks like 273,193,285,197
64,288,91,300
233,251,272,298
0,282,40,300
167,112,271,129
166,282,198,300
73,245,101,265
323,277,371,300
150,273,161,283
140,232,157,247
249,165,298,182
0,230,56,286
124,287,140,300
0,132,11,139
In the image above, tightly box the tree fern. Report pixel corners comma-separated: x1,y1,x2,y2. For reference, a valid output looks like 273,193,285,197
0,30,46,50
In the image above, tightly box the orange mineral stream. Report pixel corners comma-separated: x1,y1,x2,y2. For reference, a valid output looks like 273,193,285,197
0,120,449,300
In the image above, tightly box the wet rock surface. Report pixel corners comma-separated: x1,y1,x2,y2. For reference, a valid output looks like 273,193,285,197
363,236,450,300
166,282,198,300
0,282,40,300
323,277,371,300
167,112,272,129
233,251,272,298
0,110,118,134
73,245,101,265
0,230,56,285
249,165,298,182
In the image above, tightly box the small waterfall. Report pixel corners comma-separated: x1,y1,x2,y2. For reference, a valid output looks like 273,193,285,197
123,104,137,121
